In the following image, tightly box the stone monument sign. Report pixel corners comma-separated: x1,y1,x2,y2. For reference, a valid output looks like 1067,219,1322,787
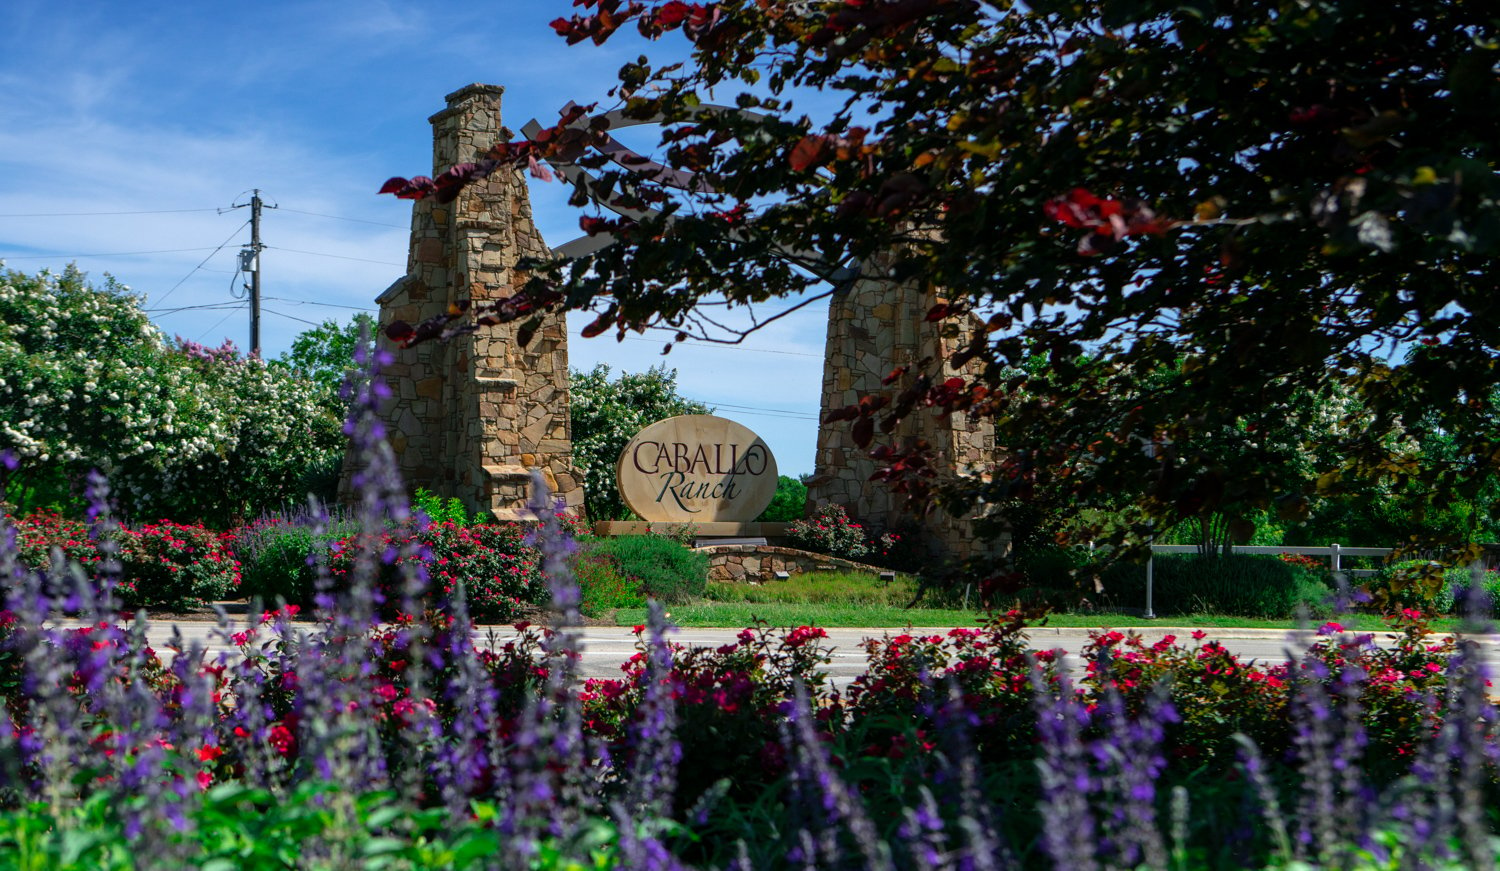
616,415,778,522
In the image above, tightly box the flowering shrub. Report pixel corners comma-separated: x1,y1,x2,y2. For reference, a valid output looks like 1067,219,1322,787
9,510,98,570
0,267,343,526
582,620,839,809
844,611,1061,763
113,520,240,609
786,502,870,561
8,512,238,609
326,520,545,622
1083,628,1292,764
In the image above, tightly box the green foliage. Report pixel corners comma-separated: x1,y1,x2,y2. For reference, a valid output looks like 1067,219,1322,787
0,267,344,526
572,549,646,616
754,475,806,522
271,313,373,396
568,364,710,522
233,519,360,608
0,783,623,870
588,535,707,605
1368,559,1499,616
1100,555,1331,619
411,487,478,526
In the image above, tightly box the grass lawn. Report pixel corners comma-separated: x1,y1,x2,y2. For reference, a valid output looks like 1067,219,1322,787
607,570,1488,633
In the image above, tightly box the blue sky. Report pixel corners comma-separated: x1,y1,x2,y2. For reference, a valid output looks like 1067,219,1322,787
0,1,828,475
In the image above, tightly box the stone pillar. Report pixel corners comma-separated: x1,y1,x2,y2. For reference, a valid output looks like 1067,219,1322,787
805,263,1001,562
346,84,582,520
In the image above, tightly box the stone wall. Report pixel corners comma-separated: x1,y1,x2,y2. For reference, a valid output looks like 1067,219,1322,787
805,256,1000,562
698,544,892,583
345,84,582,521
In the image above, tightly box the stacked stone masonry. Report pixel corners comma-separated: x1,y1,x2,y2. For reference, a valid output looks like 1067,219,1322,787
806,253,1001,562
344,84,583,521
698,544,892,583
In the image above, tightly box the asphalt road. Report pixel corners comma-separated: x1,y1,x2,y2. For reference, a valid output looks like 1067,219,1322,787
42,618,1500,689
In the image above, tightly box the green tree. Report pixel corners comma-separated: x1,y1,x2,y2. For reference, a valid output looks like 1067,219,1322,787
383,1,1500,559
0,267,343,525
755,475,808,523
274,313,374,396
569,364,709,521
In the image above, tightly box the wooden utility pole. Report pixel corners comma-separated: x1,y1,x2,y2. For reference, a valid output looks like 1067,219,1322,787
248,191,263,356
231,190,273,356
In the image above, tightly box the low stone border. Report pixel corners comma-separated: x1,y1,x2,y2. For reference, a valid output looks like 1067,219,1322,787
695,544,890,582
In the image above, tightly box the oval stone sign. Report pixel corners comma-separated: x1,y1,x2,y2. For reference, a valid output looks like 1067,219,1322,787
616,415,778,522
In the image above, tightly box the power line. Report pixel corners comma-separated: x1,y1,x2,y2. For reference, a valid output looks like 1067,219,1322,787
262,296,376,312
261,306,325,328
195,304,247,342
0,207,220,218
153,221,249,309
267,246,404,267
682,397,820,420
695,406,820,422
2,246,224,260
146,302,248,315
278,207,409,230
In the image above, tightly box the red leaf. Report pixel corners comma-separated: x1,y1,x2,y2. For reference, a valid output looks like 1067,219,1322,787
378,178,409,195
789,134,834,172
858,394,888,414
385,321,414,342
851,416,875,449
925,302,964,322
656,0,690,26
881,365,908,386
822,406,861,424
579,216,614,235
580,311,615,338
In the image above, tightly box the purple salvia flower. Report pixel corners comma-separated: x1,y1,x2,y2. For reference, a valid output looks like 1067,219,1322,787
626,600,681,815
1234,734,1292,862
781,680,895,870
897,787,950,871
1448,639,1497,871
1030,667,1100,871
83,469,121,619
929,680,1012,871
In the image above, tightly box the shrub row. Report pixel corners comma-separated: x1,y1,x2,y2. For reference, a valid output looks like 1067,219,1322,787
0,599,1479,869
8,510,713,621
10,511,239,609
1097,553,1334,618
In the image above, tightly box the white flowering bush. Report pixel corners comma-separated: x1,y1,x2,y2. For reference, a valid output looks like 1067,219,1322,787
569,363,709,521
0,266,343,525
